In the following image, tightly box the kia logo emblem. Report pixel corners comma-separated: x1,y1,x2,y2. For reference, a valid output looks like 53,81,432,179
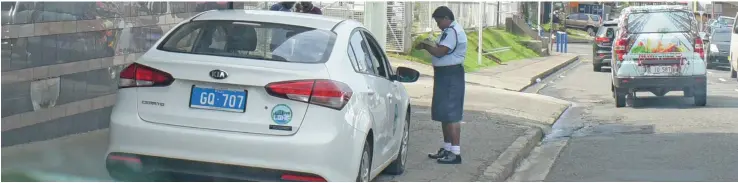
209,70,228,79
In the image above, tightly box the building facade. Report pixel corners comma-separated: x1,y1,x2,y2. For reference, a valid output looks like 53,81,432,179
1,2,244,147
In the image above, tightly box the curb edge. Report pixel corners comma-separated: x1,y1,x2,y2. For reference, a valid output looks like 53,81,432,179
477,127,544,182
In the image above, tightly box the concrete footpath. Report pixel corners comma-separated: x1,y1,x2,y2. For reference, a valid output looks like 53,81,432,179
390,53,579,92
1,55,577,182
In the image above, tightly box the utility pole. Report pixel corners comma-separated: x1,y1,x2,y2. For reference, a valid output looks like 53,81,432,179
497,1,501,26
478,1,483,65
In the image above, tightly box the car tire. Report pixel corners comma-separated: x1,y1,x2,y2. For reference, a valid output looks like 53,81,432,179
384,111,410,175
652,89,667,97
683,87,694,97
694,83,707,107
356,139,372,182
731,65,737,78
614,86,626,108
593,61,602,72
586,26,595,37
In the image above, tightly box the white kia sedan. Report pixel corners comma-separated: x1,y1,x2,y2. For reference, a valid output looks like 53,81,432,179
105,10,420,182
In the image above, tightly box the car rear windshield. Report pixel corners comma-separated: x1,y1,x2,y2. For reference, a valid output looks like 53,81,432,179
719,18,735,27
596,26,616,39
626,10,694,33
158,20,336,63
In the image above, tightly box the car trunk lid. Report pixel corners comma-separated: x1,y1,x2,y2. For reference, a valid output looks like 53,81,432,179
134,51,331,136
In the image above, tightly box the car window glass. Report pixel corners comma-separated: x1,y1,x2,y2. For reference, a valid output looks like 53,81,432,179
567,14,577,19
170,26,202,52
2,2,14,11
348,31,375,75
159,21,336,63
359,31,385,77
578,14,588,20
592,15,600,21
361,31,390,78
627,11,693,33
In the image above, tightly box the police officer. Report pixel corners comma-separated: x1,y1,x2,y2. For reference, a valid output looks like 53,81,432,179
415,6,467,164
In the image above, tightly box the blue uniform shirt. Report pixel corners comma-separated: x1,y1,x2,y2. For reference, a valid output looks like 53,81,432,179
431,21,467,67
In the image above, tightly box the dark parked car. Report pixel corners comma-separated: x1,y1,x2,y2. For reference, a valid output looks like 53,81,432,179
592,19,619,72
706,27,732,69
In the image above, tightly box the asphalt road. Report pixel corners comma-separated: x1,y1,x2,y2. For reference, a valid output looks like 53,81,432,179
516,43,738,181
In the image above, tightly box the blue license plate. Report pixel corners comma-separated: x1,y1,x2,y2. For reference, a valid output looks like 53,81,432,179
189,86,247,112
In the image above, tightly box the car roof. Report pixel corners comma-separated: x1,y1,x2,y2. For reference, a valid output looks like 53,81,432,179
622,5,690,13
603,20,619,26
192,10,345,30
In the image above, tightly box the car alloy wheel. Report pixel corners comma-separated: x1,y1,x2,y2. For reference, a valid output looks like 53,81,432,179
358,143,371,182
400,120,409,167
384,113,409,175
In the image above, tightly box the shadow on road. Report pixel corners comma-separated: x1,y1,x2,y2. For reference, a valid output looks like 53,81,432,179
630,95,738,109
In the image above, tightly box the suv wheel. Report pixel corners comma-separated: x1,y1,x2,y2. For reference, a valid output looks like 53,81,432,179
593,60,602,72
693,83,707,106
613,85,626,108
731,65,737,78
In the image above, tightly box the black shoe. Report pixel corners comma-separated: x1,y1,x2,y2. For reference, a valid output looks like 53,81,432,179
437,153,462,164
427,148,449,159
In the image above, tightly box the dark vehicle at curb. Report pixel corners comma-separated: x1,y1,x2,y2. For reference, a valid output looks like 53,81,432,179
706,27,732,69
611,6,707,108
593,19,619,72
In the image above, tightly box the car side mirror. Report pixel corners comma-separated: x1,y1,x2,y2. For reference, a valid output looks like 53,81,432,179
394,67,420,83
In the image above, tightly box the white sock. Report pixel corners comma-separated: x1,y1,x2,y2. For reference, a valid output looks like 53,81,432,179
443,143,452,151
450,146,461,155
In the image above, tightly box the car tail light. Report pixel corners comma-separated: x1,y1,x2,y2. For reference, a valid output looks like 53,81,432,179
694,38,705,59
107,154,142,164
595,37,610,44
119,63,174,88
280,174,327,182
614,38,628,61
265,79,353,110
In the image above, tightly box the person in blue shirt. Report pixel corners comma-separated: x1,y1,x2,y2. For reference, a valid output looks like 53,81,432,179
415,6,467,164
270,2,296,12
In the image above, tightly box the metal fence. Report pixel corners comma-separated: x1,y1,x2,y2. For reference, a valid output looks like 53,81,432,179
237,1,519,53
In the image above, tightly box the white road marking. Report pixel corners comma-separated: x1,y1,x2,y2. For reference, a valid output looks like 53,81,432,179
708,71,714,74
719,78,727,82
735,89,738,93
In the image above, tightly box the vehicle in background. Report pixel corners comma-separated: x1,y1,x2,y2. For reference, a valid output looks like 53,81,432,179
593,19,619,72
706,27,732,69
106,10,420,182
707,16,735,34
611,5,707,107
564,13,602,36
729,12,738,80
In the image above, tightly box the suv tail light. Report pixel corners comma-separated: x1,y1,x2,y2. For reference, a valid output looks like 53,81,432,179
119,63,174,88
265,80,353,110
614,38,628,61
595,37,610,44
694,38,705,59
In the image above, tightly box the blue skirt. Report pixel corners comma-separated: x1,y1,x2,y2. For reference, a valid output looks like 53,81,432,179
431,64,465,123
